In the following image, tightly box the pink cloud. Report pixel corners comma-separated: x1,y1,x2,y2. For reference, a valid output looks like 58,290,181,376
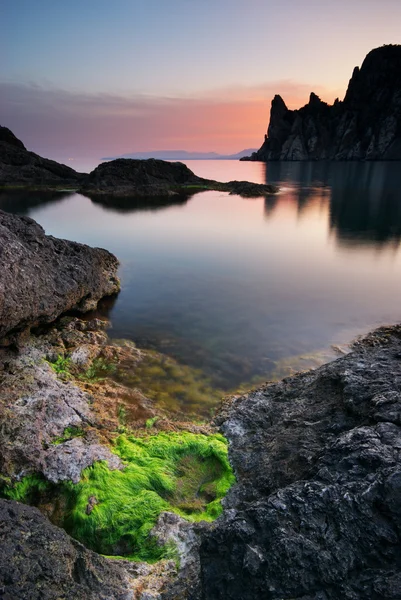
0,81,343,160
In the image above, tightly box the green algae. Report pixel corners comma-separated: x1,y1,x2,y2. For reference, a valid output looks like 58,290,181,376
79,357,117,382
52,426,85,445
47,355,73,378
1,432,235,563
115,352,224,417
2,473,50,503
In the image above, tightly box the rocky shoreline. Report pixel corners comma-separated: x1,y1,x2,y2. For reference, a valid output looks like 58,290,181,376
0,209,401,599
0,126,278,198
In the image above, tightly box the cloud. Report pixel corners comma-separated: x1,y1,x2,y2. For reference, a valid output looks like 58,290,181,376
0,81,342,160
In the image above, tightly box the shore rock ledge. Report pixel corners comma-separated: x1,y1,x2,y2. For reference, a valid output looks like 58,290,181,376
200,325,401,599
0,210,120,341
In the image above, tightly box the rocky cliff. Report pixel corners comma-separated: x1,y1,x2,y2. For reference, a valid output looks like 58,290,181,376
244,45,401,161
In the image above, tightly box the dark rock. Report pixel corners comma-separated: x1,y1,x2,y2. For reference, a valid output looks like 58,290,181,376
0,126,26,150
0,126,278,197
0,210,120,342
0,126,86,188
199,324,401,599
81,158,278,198
244,45,401,161
0,498,136,600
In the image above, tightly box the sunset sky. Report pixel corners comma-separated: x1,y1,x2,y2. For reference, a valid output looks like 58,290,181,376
2,0,401,163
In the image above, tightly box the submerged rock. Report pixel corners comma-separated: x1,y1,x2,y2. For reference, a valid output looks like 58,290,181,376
199,324,401,599
0,210,120,341
0,125,85,188
244,45,401,161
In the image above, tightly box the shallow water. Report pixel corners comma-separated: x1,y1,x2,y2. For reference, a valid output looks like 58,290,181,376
2,159,401,396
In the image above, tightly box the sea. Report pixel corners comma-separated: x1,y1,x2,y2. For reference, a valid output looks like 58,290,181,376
2,159,401,406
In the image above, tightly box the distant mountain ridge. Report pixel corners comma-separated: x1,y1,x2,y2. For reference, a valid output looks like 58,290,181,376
242,45,401,161
102,149,257,161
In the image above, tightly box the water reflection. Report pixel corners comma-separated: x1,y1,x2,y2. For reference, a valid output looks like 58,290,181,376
263,161,401,247
1,160,401,396
0,190,73,216
86,192,192,214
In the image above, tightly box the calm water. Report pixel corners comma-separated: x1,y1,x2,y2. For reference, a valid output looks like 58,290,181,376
2,160,401,392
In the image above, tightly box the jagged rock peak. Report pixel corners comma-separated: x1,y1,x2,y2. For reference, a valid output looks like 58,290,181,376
308,92,323,106
0,125,26,150
242,44,401,162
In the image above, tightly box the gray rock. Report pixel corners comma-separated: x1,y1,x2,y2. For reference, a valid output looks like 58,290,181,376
0,498,136,600
243,45,401,162
199,324,401,599
0,210,120,342
0,340,123,482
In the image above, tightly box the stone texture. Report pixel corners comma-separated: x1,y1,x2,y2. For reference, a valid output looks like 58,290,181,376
0,209,120,341
244,45,401,161
0,125,85,187
0,498,136,600
0,337,123,483
199,324,401,599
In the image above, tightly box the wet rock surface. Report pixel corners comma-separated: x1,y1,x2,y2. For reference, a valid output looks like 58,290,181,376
199,325,401,599
0,210,120,341
0,125,85,187
244,45,401,161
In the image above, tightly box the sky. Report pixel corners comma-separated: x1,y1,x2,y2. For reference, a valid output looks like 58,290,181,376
1,0,401,163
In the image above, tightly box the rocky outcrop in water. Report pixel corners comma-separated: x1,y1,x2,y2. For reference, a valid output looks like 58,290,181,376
199,325,401,599
0,210,120,342
0,125,85,187
243,45,401,161
0,126,278,197
80,158,278,198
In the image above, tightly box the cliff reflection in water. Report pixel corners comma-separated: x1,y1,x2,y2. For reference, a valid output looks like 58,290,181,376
263,161,401,248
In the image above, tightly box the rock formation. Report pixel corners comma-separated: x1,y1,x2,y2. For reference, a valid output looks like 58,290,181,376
0,499,139,600
244,45,401,161
0,126,278,197
0,210,120,341
199,325,401,599
80,157,278,197
0,125,85,187
2,321,401,598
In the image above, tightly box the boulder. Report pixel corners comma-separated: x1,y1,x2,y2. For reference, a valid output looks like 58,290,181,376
0,499,136,600
199,325,401,599
0,210,120,341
